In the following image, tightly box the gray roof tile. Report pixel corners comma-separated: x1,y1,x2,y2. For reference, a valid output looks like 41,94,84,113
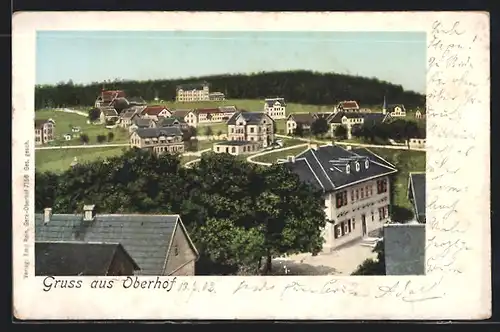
35,241,139,276
135,127,183,138
282,145,398,192
227,111,272,125
35,214,181,275
408,173,426,222
384,222,426,275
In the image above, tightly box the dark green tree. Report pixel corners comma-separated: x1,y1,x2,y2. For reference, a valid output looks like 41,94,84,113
107,132,114,142
96,135,106,143
88,108,101,121
334,125,348,139
79,134,89,144
310,117,329,137
351,241,385,275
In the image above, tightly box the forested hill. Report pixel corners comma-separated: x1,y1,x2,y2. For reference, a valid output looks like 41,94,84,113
35,70,425,109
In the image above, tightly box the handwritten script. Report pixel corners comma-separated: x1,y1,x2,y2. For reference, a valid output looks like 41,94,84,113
425,18,486,277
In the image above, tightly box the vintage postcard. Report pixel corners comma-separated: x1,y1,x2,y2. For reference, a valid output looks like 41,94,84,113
12,12,490,320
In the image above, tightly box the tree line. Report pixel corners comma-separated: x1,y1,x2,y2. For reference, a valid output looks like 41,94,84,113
35,70,425,109
35,149,326,275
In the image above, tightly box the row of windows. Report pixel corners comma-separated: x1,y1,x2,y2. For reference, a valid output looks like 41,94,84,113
350,185,375,203
335,180,388,208
155,145,183,153
215,144,257,154
333,206,390,239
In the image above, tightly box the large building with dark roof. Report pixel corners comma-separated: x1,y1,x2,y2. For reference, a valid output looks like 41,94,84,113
35,206,199,276
279,144,398,251
35,241,140,276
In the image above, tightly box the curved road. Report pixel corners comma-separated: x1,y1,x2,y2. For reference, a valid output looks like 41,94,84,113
246,143,309,166
275,134,426,152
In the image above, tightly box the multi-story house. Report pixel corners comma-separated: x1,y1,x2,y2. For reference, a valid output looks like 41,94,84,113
407,172,426,224
286,113,315,135
179,106,238,128
209,92,225,101
415,108,426,119
329,112,391,139
176,82,210,102
34,119,55,145
334,100,360,113
382,96,406,117
279,144,398,251
119,109,140,128
129,127,185,156
226,111,275,148
264,97,287,120
95,90,126,107
98,106,119,124
35,205,199,276
195,108,226,124
141,105,172,121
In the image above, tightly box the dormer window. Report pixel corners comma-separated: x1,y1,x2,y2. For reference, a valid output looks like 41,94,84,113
365,159,369,169
355,162,360,172
346,164,350,174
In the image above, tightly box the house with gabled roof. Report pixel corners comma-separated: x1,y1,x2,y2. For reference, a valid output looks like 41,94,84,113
130,127,185,156
176,81,210,102
35,206,199,276
95,90,127,108
226,111,275,148
415,108,426,119
334,100,360,113
328,111,391,139
264,97,287,120
98,106,119,124
278,144,398,251
286,113,315,135
128,118,157,133
35,241,140,276
119,109,141,128
158,116,189,130
141,105,172,121
407,172,426,224
34,119,55,145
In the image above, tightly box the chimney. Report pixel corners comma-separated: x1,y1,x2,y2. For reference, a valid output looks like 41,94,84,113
345,145,352,150
83,204,96,221
287,155,296,163
43,208,52,224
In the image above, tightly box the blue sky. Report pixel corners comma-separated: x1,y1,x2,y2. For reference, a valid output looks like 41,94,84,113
36,31,426,93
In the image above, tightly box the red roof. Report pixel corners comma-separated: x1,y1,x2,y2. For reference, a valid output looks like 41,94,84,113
339,101,359,109
100,90,126,101
195,108,222,114
142,105,171,116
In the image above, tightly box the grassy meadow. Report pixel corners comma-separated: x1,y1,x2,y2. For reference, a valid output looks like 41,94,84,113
35,147,128,173
35,110,130,145
368,148,426,211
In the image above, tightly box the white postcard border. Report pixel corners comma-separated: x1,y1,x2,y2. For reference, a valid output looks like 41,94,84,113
12,11,491,320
